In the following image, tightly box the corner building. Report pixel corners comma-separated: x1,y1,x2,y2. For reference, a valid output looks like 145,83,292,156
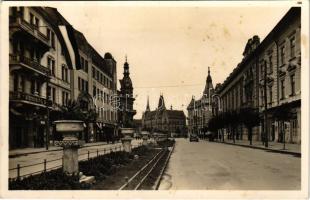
216,7,301,144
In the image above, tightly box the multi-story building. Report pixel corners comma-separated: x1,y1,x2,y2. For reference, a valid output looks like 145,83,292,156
142,95,186,136
71,29,118,143
9,7,119,149
9,7,74,149
187,67,215,137
215,7,301,144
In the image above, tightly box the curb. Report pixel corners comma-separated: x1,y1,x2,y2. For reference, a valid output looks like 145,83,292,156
214,141,301,157
154,141,176,190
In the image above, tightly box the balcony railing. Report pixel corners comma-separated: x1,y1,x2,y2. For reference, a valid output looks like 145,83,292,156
10,17,49,45
10,91,52,107
10,54,50,76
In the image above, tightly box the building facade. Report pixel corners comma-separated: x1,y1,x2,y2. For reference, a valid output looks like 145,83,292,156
187,67,216,138
9,7,75,149
71,30,118,143
142,95,186,136
215,7,301,144
9,7,119,149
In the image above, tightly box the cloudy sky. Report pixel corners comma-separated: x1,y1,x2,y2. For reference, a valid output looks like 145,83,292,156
56,4,292,119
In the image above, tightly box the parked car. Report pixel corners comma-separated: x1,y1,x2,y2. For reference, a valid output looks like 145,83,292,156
189,134,199,142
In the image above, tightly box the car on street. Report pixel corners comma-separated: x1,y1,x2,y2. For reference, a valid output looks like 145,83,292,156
189,134,199,142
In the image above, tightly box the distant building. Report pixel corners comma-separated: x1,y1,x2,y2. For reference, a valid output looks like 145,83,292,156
142,95,186,136
118,58,136,128
187,67,215,137
215,7,301,144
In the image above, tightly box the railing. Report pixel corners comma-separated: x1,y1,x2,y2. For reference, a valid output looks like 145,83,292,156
9,142,143,180
10,91,52,107
10,54,50,75
10,17,49,44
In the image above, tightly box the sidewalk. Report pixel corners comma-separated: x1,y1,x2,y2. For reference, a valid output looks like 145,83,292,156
9,141,120,158
214,139,301,157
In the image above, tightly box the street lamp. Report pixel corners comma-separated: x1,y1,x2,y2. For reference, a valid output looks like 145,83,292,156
45,70,51,150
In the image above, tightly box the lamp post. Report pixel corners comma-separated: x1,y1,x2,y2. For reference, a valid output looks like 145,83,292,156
264,61,269,148
45,70,51,150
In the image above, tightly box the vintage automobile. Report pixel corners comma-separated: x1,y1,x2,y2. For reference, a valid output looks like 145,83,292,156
189,134,199,142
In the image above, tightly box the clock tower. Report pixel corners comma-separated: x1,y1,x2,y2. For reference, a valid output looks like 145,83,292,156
118,56,136,128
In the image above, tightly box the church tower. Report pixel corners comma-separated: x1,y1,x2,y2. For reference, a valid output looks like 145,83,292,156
158,94,166,111
119,56,136,127
203,67,214,97
146,96,150,112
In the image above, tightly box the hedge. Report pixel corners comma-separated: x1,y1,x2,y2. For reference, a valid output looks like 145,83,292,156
9,145,150,190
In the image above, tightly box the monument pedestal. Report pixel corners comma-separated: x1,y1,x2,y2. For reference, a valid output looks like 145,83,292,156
121,128,134,153
54,120,84,175
141,131,149,146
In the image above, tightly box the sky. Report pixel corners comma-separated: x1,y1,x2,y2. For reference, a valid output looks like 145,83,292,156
56,4,291,119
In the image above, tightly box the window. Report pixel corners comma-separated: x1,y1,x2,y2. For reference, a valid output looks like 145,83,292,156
280,46,285,65
47,57,55,76
29,13,34,25
13,73,18,91
35,17,39,28
269,55,273,73
31,79,35,94
51,32,55,49
290,74,295,95
85,81,88,92
281,79,285,99
92,67,95,78
62,91,69,106
290,36,296,58
47,28,51,41
269,86,272,104
78,77,81,91
93,86,96,97
51,60,55,76
100,73,103,83
80,56,84,70
52,87,56,102
85,60,88,73
96,70,99,80
62,65,68,82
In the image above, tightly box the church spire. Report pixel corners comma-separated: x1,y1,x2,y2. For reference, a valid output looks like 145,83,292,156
146,96,150,112
123,55,130,76
204,67,214,96
158,94,166,110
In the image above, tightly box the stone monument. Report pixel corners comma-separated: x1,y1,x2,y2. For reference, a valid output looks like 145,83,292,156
54,120,84,175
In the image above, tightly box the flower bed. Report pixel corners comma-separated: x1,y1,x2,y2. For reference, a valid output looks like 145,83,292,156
9,146,150,190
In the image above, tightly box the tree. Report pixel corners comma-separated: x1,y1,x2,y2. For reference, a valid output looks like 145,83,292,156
272,104,293,149
240,107,260,145
59,99,97,122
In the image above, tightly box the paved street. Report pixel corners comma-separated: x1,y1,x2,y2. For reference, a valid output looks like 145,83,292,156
9,140,141,179
159,138,301,190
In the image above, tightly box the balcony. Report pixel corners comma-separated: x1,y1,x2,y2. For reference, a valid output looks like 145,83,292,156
10,91,52,107
10,17,50,49
10,54,50,76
